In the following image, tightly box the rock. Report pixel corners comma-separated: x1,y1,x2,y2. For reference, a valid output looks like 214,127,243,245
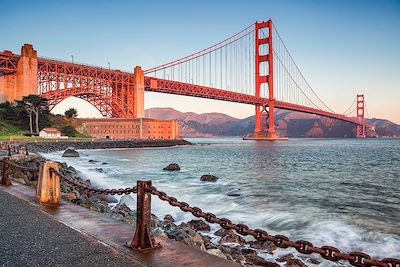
309,258,320,265
95,168,104,173
248,240,277,253
164,214,175,223
163,163,180,171
218,230,245,245
214,228,231,237
218,246,246,264
62,148,79,157
102,162,108,165
96,194,118,203
244,254,280,267
276,253,295,262
286,258,308,267
14,178,26,185
241,248,257,255
113,203,131,216
187,219,211,231
206,249,227,260
227,193,241,197
200,174,218,182
117,194,135,207
88,159,98,163
201,234,216,250
164,227,205,251
66,191,79,202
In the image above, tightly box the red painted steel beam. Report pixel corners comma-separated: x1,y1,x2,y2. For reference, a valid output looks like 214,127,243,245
7,53,360,125
145,77,360,125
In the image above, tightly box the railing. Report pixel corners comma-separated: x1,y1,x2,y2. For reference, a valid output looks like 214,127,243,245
1,159,399,267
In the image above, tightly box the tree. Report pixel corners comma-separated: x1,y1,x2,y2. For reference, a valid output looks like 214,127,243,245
17,95,50,134
64,108,78,118
60,125,76,137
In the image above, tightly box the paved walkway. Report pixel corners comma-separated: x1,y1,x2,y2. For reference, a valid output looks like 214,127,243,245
0,189,141,267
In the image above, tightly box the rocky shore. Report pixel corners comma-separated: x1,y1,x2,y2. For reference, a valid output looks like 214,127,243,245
16,139,191,153
2,154,315,267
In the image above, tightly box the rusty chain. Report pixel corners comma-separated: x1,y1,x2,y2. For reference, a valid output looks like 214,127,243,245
3,158,39,172
147,185,400,267
50,168,137,196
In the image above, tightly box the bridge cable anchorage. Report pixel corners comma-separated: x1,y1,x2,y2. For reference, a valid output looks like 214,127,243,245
147,185,400,267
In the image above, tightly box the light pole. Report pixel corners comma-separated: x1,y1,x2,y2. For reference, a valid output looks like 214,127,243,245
70,55,74,63
107,62,110,71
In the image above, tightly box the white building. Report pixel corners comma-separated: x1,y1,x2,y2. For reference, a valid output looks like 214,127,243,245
39,128,62,138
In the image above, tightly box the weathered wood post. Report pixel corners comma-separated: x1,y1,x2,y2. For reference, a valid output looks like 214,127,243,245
1,158,11,186
129,180,160,251
36,161,61,204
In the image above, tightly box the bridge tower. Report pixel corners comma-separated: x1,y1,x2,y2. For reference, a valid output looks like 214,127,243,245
356,94,366,138
0,44,38,102
252,19,277,140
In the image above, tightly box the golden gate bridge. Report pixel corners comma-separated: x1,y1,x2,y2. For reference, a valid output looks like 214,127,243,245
0,19,367,139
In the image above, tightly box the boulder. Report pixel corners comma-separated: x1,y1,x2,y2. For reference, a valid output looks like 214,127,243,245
88,159,99,163
286,258,308,267
187,219,211,231
95,168,105,173
65,191,79,202
163,163,181,171
164,214,175,223
248,240,277,253
164,227,206,251
214,228,231,237
113,203,132,216
96,194,118,203
206,249,227,260
276,253,295,262
200,174,219,182
218,229,245,245
117,194,135,207
62,148,79,157
244,254,280,267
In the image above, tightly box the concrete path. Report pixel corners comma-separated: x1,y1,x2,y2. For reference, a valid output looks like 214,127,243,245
0,188,142,267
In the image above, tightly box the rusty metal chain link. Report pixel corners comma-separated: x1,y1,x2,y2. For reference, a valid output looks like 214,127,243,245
50,168,137,195
147,185,400,267
3,158,39,172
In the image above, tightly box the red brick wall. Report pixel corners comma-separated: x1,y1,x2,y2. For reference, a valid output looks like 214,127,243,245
78,118,180,140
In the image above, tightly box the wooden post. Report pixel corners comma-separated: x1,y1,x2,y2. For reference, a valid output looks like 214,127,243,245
1,158,11,186
36,161,60,204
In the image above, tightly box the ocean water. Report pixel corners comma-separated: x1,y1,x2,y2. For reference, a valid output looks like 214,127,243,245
43,138,400,265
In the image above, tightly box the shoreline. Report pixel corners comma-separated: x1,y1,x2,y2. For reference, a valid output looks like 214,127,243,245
14,139,192,153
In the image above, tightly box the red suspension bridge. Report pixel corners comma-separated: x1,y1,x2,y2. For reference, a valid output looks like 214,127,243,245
0,19,367,139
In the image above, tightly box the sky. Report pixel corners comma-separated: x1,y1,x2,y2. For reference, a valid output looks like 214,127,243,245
1,0,399,123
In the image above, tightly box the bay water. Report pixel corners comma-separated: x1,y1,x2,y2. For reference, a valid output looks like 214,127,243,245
43,138,400,264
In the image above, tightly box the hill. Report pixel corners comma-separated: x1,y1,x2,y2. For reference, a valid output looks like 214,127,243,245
145,108,400,138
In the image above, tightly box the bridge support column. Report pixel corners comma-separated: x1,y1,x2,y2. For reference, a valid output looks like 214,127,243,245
246,19,279,141
0,44,38,102
356,94,366,138
133,66,145,118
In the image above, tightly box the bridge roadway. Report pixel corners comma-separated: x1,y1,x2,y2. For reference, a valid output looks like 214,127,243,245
0,183,237,267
